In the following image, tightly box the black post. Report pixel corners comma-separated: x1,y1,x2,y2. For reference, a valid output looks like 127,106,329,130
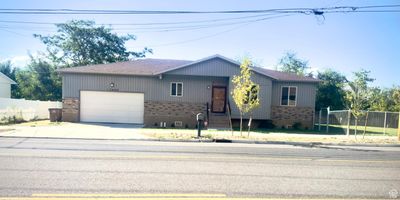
196,113,204,138
197,121,201,137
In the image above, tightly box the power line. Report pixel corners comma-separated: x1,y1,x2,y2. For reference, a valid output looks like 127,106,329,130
0,5,398,15
0,13,290,33
138,14,293,47
0,13,278,26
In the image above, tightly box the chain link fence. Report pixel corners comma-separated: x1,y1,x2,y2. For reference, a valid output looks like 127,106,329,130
316,108,399,136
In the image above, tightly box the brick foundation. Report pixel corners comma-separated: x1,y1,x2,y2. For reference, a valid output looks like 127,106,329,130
62,97,79,122
271,106,314,129
144,101,206,128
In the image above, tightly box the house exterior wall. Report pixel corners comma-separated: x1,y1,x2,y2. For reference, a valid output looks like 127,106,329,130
61,58,319,128
271,81,317,107
0,83,11,98
62,73,227,125
144,101,206,128
270,81,317,128
63,73,227,103
165,58,273,119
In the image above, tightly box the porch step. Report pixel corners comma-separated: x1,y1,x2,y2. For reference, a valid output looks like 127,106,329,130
208,114,231,129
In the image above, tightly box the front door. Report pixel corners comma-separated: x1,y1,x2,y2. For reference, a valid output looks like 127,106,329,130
212,86,226,113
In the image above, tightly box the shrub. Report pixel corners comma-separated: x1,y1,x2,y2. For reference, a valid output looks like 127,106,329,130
293,122,302,130
258,120,275,129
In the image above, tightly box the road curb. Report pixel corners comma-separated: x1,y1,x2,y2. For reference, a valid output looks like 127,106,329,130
1,135,399,147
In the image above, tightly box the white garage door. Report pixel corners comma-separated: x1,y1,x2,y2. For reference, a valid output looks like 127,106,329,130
80,91,144,124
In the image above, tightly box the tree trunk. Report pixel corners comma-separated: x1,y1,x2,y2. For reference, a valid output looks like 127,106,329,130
240,112,243,137
247,116,252,137
354,118,358,140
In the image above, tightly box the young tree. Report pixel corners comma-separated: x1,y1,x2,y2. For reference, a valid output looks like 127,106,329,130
34,20,152,67
231,58,260,136
345,69,375,138
316,69,347,110
277,52,309,76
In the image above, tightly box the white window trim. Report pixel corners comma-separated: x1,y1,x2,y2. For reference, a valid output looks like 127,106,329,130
170,82,183,97
280,86,297,106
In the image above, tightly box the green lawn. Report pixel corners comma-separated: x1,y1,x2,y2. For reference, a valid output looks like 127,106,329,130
318,124,398,136
141,125,398,137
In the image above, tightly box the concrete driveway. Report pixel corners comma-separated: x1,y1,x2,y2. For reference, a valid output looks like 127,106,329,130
0,122,149,140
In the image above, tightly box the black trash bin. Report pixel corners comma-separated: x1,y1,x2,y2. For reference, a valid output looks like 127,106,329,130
49,108,62,122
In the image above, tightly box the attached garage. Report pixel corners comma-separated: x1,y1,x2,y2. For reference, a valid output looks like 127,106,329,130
80,91,144,124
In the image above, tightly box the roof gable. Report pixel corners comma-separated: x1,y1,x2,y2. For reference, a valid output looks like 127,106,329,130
0,72,16,84
156,54,241,75
160,54,319,83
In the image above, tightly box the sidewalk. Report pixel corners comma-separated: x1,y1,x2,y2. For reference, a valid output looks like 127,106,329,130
0,120,399,146
0,121,149,140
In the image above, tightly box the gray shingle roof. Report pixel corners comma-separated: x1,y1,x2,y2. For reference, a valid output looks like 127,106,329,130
252,66,320,82
57,59,192,76
58,55,320,82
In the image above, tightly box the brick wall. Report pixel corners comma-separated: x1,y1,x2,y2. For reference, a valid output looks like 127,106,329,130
271,106,314,129
62,97,79,122
144,101,206,128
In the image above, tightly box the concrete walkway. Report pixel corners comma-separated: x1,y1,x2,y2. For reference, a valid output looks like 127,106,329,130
0,121,398,146
0,122,149,140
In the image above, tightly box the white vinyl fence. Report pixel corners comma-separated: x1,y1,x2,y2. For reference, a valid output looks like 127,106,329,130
0,98,62,122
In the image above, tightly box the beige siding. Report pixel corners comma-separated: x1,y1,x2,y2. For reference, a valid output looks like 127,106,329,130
271,81,317,108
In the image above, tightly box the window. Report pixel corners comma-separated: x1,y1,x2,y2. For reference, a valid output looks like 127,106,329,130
171,82,183,97
244,85,259,104
281,86,297,106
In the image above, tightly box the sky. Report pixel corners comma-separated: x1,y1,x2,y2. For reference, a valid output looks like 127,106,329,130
0,0,399,87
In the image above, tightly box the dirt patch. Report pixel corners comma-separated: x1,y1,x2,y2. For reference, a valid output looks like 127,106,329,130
0,129,14,133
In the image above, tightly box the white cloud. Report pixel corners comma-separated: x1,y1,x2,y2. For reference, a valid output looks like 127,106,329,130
1,55,33,68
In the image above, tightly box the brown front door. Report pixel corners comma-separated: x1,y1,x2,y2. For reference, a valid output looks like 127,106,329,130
212,86,226,113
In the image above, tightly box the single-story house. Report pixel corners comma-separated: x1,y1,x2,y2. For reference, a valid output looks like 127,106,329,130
58,54,319,129
0,72,16,98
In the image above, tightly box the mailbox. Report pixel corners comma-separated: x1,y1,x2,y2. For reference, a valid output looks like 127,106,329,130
196,113,204,122
196,113,204,138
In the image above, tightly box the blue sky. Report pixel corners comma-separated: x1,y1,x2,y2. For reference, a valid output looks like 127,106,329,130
0,0,399,87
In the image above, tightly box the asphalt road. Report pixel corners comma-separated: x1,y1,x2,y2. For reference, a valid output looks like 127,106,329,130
0,137,399,199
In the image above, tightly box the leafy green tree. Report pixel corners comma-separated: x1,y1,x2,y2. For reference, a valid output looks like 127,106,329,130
345,69,375,137
34,20,152,67
316,69,347,110
390,87,400,112
277,52,309,76
0,61,21,98
369,87,391,111
16,57,61,101
231,58,260,136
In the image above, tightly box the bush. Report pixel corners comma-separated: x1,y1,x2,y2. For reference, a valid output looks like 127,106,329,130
258,120,275,129
293,122,302,130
